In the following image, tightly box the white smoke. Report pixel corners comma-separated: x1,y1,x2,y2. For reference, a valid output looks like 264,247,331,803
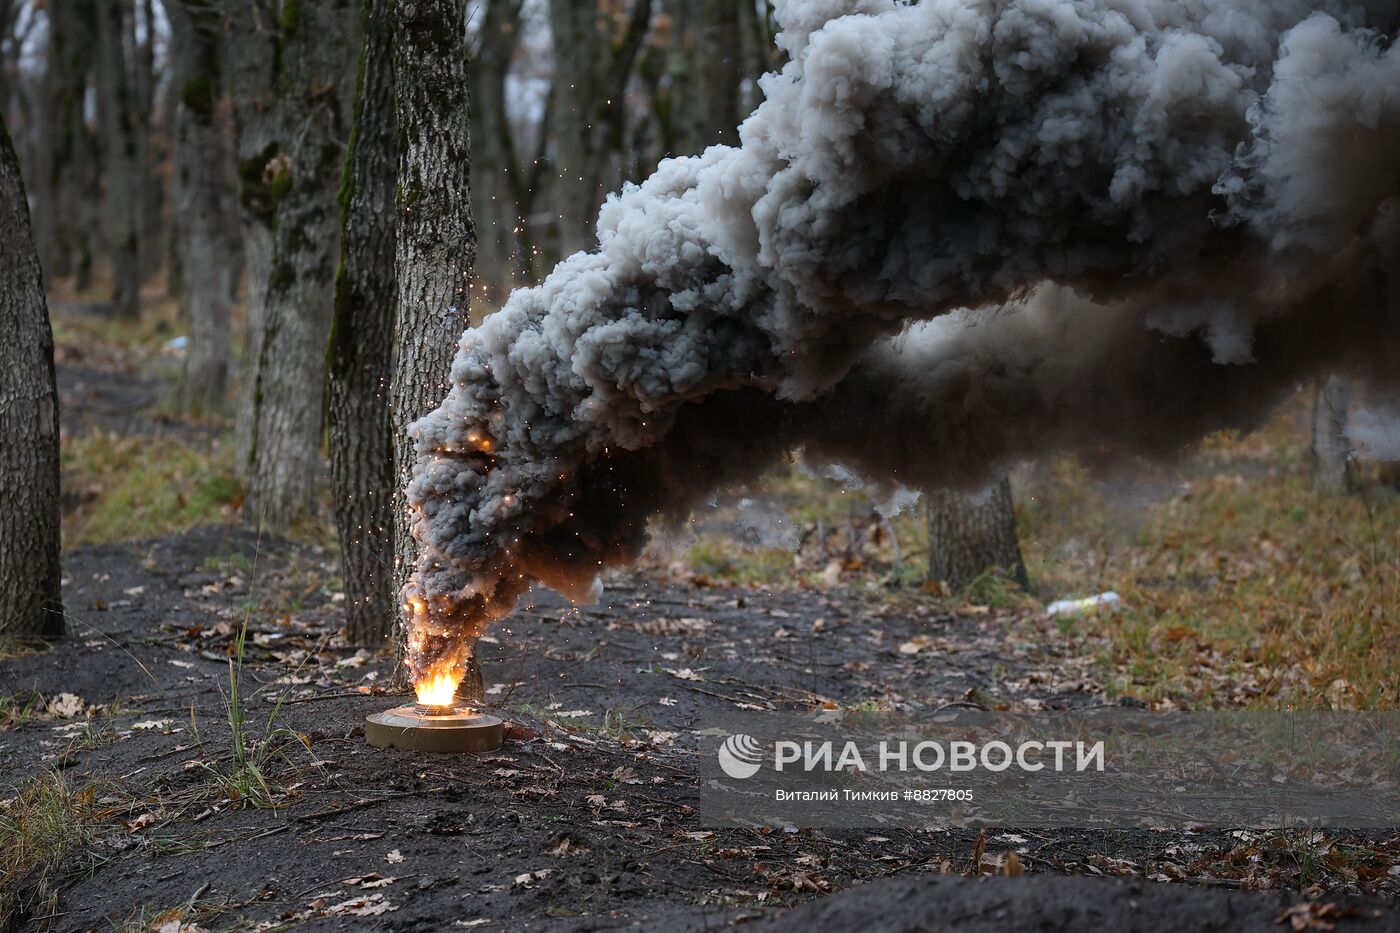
401,0,1400,686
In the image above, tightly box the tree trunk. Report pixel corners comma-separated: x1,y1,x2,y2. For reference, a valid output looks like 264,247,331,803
329,0,397,648
468,0,524,298
691,0,742,148
94,0,142,318
1312,375,1352,495
392,0,476,686
134,0,165,282
168,0,235,414
926,476,1027,594
242,0,354,526
0,113,63,640
546,0,597,257
223,0,279,482
35,0,97,283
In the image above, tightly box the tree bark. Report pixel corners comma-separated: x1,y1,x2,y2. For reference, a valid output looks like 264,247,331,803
690,0,742,149
926,476,1028,594
329,0,397,647
168,0,235,414
0,112,63,640
94,0,142,318
224,0,280,482
392,0,476,685
35,0,97,283
546,0,597,257
468,0,524,296
137,0,166,283
1312,375,1352,495
242,0,354,526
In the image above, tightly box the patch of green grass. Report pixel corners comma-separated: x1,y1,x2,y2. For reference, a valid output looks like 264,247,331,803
0,695,43,733
61,432,242,547
682,534,797,585
49,293,181,361
0,772,106,931
192,620,312,809
959,567,1036,610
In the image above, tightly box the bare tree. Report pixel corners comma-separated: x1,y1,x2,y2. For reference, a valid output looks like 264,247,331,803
223,0,279,482
95,0,143,317
662,0,743,153
392,0,477,686
469,0,525,291
330,0,397,647
33,0,98,285
242,0,355,524
133,0,166,282
547,0,652,256
167,0,236,414
1312,375,1352,495
926,477,1028,594
0,112,63,640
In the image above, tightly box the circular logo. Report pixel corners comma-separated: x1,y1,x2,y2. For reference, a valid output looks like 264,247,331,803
717,733,764,779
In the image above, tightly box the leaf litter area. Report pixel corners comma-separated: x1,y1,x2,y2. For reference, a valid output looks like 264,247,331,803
2,527,1400,932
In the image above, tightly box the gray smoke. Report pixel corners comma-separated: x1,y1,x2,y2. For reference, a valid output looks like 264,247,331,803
402,0,1400,687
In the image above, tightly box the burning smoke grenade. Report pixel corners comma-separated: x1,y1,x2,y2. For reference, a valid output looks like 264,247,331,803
402,0,1400,695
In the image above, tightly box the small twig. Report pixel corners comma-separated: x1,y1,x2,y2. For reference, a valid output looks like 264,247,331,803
295,786,448,823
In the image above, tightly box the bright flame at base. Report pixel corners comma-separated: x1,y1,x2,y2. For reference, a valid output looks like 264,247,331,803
415,671,461,707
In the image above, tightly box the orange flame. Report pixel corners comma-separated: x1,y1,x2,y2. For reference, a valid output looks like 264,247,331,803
415,670,460,707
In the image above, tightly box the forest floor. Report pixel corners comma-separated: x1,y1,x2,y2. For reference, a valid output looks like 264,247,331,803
2,295,1399,931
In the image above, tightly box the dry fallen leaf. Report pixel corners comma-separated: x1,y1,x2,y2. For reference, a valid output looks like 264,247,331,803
47,693,88,718
323,893,397,917
125,812,158,833
664,668,704,682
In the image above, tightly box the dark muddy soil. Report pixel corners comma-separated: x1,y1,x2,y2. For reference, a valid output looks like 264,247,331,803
3,526,1398,931
754,875,1400,932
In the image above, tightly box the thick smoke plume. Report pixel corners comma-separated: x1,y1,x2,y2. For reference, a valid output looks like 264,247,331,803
403,0,1400,689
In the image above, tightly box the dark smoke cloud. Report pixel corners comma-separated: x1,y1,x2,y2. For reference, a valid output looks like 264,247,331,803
402,0,1400,687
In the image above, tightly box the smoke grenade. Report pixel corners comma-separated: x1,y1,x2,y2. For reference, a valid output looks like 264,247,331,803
401,0,1400,691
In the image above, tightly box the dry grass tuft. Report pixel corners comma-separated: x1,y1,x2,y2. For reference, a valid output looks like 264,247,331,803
0,773,106,932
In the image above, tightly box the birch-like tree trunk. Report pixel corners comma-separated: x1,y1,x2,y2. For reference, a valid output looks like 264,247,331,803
168,0,235,414
926,477,1028,594
95,0,142,317
0,113,63,640
1312,375,1352,495
330,0,397,647
242,0,354,525
392,0,476,687
224,0,279,482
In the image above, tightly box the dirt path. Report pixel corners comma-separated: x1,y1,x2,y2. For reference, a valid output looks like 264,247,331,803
3,528,1397,931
